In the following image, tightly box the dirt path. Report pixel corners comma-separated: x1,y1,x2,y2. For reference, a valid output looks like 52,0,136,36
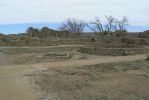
0,45,83,49
0,65,38,100
0,54,147,100
35,54,147,69
0,52,38,100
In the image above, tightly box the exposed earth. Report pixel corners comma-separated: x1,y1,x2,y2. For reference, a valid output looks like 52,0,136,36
0,45,148,100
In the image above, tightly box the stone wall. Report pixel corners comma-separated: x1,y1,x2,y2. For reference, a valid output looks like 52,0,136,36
78,46,149,56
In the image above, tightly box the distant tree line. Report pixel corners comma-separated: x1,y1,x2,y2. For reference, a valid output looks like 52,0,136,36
27,27,57,38
59,16,128,40
26,27,69,43
25,16,129,41
24,16,149,42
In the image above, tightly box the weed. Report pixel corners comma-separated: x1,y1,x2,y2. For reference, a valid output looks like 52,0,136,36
146,55,149,61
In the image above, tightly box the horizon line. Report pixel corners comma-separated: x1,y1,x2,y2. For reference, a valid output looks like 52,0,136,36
0,23,148,34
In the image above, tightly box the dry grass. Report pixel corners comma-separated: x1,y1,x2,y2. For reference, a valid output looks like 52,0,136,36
1,46,149,100
30,60,149,100
0,46,78,65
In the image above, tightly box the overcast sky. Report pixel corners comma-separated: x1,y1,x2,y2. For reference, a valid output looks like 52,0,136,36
0,0,148,26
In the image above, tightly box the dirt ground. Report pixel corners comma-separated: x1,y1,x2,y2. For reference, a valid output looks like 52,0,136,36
35,61,149,100
0,65,38,100
0,45,148,100
32,60,149,100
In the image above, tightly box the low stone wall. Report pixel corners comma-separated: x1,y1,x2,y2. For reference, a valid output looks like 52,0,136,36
78,46,149,56
89,44,143,48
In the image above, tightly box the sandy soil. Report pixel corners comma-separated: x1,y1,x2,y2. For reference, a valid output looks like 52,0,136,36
0,65,38,100
28,54,146,70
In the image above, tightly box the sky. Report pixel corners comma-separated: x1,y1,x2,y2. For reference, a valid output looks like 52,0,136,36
0,0,148,34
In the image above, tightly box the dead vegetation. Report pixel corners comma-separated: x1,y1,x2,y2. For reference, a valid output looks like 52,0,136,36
0,46,100,65
78,44,149,56
0,45,149,100
43,53,72,59
30,60,149,100
0,40,149,100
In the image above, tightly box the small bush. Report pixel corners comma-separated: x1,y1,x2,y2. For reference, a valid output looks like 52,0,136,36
43,53,72,59
146,55,149,61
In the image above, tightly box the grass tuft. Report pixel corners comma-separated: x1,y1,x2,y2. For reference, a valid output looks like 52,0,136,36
146,55,149,61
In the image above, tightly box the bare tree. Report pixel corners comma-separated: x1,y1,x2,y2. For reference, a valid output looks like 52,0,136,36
113,19,119,32
60,18,87,40
105,15,115,34
87,17,104,34
88,16,116,35
118,16,128,31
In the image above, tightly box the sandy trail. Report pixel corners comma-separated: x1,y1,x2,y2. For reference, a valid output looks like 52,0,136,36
0,45,83,49
35,54,147,68
0,66,38,100
0,54,147,100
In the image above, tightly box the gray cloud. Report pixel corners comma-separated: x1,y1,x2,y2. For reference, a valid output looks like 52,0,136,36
0,0,148,25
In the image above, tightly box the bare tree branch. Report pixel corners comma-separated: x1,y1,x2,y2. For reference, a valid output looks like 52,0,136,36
60,18,87,40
